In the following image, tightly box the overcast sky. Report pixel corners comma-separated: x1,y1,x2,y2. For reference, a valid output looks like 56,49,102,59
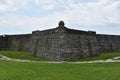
0,0,120,35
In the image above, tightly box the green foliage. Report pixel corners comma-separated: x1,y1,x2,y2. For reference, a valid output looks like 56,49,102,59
88,39,93,55
0,61,120,80
102,42,106,51
78,52,120,61
77,40,83,54
7,38,12,48
33,39,38,56
18,40,23,51
0,50,46,61
45,39,51,51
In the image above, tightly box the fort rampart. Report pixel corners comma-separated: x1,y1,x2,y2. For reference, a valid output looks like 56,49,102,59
0,21,120,61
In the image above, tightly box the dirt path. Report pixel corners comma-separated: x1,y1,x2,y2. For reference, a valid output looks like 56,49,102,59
0,53,120,64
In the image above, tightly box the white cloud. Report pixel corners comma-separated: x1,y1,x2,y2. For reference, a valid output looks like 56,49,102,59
33,0,120,26
63,0,120,26
0,4,8,11
0,0,28,12
4,0,13,5
41,4,55,10
35,0,56,10
0,12,68,34
35,0,54,4
0,0,120,34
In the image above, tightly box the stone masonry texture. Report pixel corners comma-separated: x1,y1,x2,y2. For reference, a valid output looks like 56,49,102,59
0,21,120,61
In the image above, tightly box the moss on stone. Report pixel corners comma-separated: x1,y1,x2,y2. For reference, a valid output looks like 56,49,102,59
18,40,23,51
88,40,93,56
102,42,106,51
7,38,12,49
77,40,83,54
33,39,38,56
45,39,51,52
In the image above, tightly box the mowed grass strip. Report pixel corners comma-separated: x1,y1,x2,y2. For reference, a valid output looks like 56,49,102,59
0,50,46,61
0,60,120,80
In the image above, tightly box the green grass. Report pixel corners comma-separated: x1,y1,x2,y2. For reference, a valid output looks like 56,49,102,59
0,51,120,80
0,60,120,80
0,50,120,62
0,50,46,61
78,52,120,61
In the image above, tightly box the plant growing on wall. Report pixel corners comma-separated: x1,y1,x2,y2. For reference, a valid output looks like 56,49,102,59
88,39,93,56
33,39,38,56
45,39,51,51
18,40,23,51
77,40,84,54
7,38,12,49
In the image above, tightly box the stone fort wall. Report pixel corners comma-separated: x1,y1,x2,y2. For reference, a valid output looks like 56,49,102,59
6,34,31,51
29,26,99,61
96,34,120,52
0,35,7,50
0,21,120,61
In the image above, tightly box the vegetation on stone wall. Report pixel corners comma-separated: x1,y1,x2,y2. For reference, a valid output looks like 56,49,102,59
77,40,83,54
33,39,38,56
18,40,23,51
102,42,106,51
45,39,51,51
7,38,12,49
87,39,93,56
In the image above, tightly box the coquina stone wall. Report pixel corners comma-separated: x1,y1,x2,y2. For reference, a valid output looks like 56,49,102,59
0,35,7,50
96,34,120,52
29,21,99,61
6,34,31,51
0,21,120,61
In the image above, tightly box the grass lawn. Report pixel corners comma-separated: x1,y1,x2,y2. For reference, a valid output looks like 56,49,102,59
0,50,46,61
0,60,120,80
78,52,120,61
0,51,120,80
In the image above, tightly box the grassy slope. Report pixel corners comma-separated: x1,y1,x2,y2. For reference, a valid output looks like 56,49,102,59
0,50,46,61
0,60,120,80
1,50,120,61
78,52,120,61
